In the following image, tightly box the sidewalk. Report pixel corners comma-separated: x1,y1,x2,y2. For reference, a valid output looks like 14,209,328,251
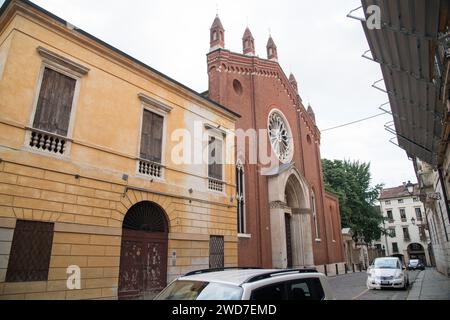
407,268,450,300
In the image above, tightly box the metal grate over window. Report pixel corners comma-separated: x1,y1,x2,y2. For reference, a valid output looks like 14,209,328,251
123,201,168,233
209,236,224,269
6,220,54,282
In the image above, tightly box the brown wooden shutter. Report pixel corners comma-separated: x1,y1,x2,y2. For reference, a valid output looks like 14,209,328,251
140,110,163,163
33,68,76,137
150,113,163,163
208,137,223,180
6,220,54,282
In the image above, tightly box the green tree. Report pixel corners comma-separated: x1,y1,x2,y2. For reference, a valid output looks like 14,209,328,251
322,159,385,243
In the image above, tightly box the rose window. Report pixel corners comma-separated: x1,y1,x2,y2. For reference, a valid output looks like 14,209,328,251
268,110,293,163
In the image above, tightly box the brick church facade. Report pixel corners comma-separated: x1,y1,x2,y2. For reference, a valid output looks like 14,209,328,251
206,15,344,268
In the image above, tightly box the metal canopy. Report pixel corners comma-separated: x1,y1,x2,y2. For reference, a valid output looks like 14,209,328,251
361,0,444,166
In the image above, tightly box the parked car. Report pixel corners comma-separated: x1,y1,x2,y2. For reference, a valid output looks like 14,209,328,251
366,257,409,290
407,259,425,271
154,268,335,300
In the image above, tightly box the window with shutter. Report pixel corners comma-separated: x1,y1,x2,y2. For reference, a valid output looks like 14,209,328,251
140,110,163,163
33,67,76,137
6,220,54,282
208,136,223,181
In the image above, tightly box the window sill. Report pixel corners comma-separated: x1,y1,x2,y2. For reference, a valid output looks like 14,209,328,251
238,233,252,239
315,238,322,242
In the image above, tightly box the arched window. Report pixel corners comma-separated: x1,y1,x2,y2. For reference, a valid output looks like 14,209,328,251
330,205,335,241
236,162,246,234
312,191,319,239
213,31,218,41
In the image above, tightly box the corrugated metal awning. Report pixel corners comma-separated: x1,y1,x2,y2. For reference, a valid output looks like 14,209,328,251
360,0,445,166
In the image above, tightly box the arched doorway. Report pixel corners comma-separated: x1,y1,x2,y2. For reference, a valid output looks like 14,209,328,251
407,243,426,265
118,201,169,300
266,164,314,268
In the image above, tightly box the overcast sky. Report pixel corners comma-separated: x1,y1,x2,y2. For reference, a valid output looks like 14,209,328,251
1,0,418,188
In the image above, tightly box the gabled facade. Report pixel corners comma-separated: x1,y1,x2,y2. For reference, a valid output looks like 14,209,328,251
205,15,345,269
376,184,430,266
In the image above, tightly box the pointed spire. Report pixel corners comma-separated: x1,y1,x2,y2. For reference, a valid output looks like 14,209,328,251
210,14,225,51
242,27,255,56
307,104,316,123
266,35,278,61
289,73,298,92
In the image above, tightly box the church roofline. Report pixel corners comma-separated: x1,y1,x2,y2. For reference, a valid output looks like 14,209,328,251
207,47,320,136
0,0,241,119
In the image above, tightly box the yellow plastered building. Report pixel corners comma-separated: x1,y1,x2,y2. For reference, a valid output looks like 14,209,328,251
0,0,239,300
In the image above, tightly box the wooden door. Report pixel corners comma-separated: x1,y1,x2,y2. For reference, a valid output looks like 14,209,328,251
118,229,168,300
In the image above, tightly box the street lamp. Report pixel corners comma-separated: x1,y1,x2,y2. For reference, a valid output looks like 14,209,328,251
411,217,416,225
405,181,415,195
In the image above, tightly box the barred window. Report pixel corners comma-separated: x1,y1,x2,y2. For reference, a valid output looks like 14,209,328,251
6,220,54,282
209,236,224,269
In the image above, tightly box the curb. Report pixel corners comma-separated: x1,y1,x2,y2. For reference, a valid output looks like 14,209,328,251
406,270,424,300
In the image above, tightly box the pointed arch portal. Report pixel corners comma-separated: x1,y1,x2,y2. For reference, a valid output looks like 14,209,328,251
118,201,169,300
266,163,314,268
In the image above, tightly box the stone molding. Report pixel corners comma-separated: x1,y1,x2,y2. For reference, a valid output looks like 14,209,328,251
138,93,173,114
37,46,90,76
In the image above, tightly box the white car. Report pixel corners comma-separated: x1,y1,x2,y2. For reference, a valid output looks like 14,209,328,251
366,257,409,290
154,268,335,300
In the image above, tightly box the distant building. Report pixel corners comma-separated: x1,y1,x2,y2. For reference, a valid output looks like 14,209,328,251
356,0,450,276
376,184,430,266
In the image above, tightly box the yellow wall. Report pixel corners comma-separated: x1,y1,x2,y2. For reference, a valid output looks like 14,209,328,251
0,1,238,300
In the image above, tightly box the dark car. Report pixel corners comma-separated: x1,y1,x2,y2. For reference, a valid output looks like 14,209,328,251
408,259,425,271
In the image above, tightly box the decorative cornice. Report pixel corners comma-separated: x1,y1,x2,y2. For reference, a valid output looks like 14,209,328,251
269,201,289,209
208,50,321,139
138,93,173,113
37,46,90,76
204,123,227,137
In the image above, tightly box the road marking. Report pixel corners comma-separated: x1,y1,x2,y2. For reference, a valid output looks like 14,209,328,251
352,288,369,300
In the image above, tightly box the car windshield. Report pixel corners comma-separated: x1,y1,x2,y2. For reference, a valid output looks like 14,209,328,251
409,260,419,265
373,259,399,269
155,280,243,300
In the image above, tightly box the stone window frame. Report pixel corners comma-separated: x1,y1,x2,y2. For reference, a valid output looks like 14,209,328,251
205,124,226,194
386,209,394,222
25,47,88,158
267,108,294,164
311,190,321,242
136,93,172,181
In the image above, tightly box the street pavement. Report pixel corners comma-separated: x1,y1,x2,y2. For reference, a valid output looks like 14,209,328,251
328,270,422,300
407,268,450,300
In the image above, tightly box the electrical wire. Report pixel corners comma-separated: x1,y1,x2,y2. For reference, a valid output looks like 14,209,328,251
321,112,388,132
